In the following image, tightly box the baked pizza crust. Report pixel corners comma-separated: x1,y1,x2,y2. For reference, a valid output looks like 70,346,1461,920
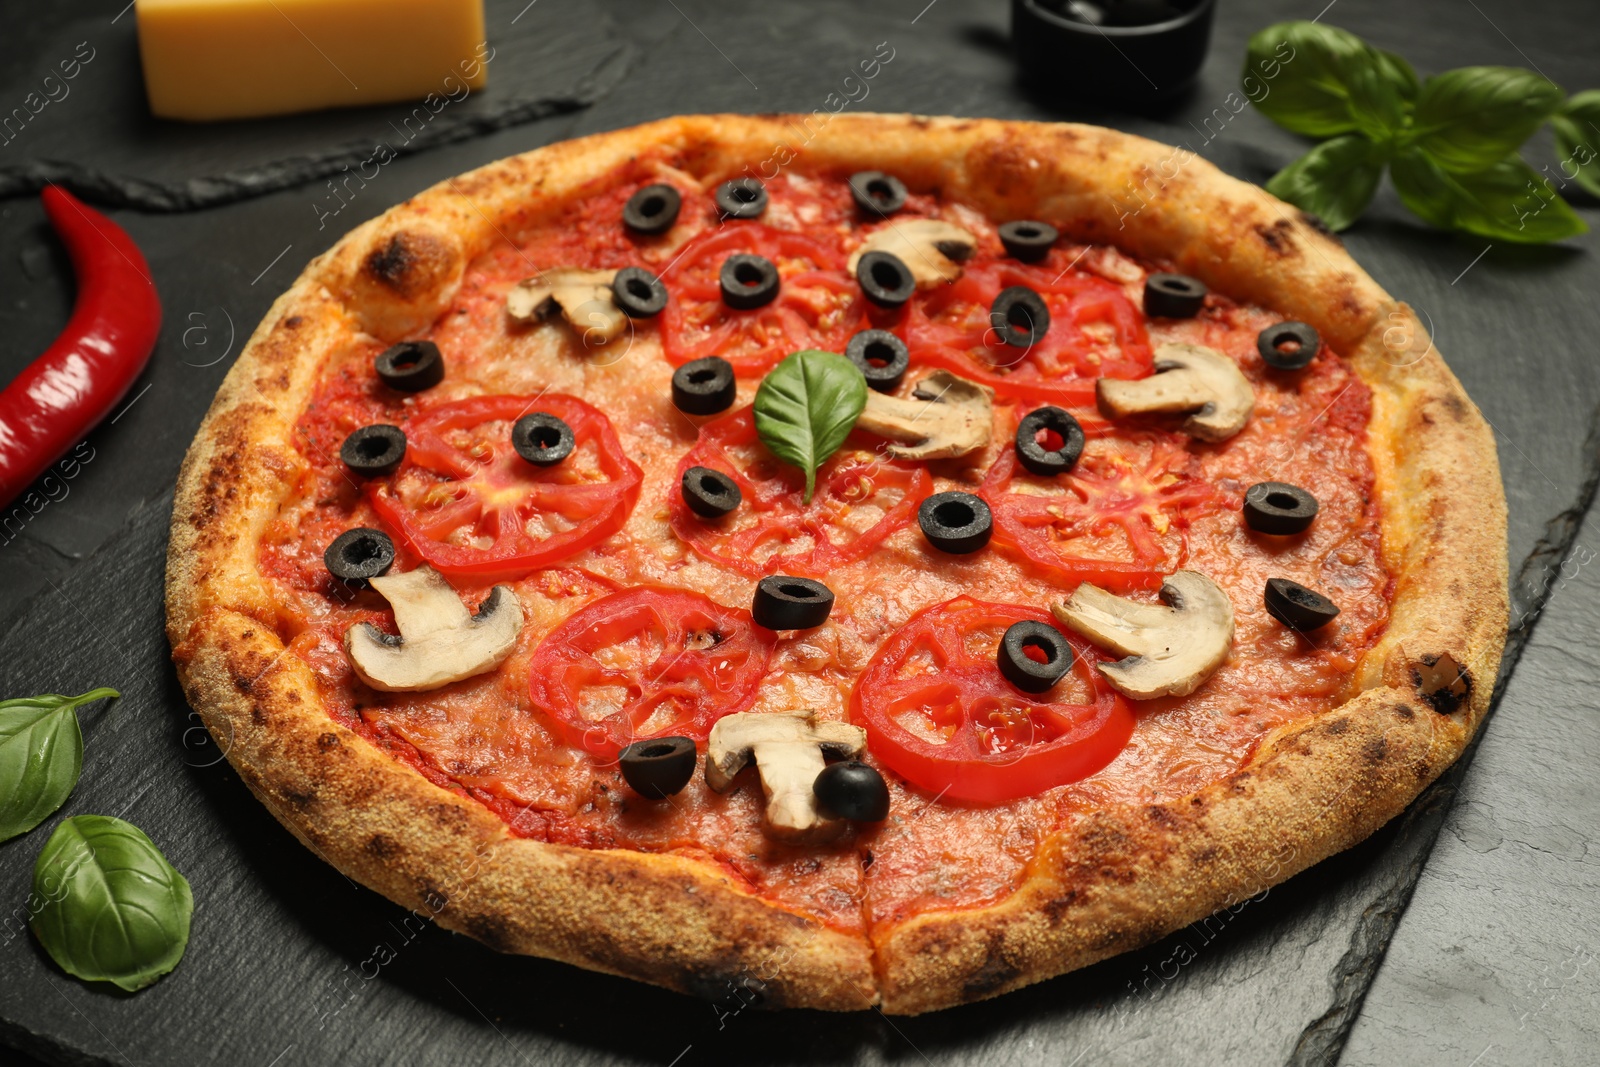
166,114,1507,1014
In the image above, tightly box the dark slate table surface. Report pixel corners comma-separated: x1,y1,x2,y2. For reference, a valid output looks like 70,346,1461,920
1,1,1596,1065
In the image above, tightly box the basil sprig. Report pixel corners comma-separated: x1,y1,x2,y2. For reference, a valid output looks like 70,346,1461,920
1248,21,1593,243
0,688,118,841
31,815,194,991
754,349,867,503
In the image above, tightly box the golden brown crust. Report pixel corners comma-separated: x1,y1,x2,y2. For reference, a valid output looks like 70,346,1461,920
166,115,1507,1014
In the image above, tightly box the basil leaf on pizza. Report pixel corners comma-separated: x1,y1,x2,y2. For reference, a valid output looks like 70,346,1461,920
31,815,193,991
0,688,118,842
1390,150,1587,243
754,348,867,503
1266,135,1386,232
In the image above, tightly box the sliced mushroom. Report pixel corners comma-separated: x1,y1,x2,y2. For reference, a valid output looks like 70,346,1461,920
1096,343,1254,442
505,267,627,344
1051,570,1233,700
854,369,994,461
344,565,523,692
846,220,976,289
705,711,867,838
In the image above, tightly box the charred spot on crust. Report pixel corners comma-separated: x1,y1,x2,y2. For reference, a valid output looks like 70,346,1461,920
1323,717,1351,736
232,673,254,694
1194,845,1220,864
366,833,400,859
1256,219,1295,255
316,732,341,751
283,315,304,329
1041,890,1080,927
463,912,517,952
1413,652,1472,715
1296,210,1335,238
1393,703,1416,721
962,938,1020,999
687,969,768,1006
1146,805,1180,830
1363,737,1388,765
363,231,454,299
1442,393,1469,421
365,235,417,291
283,788,316,811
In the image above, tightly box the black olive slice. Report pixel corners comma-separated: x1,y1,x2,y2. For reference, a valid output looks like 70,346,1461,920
715,177,768,220
682,466,741,518
611,266,669,318
752,576,834,630
623,183,681,235
998,620,1074,693
1144,273,1207,319
844,329,910,392
720,254,780,309
814,760,890,822
1243,482,1319,535
324,527,395,587
340,424,406,477
991,286,1051,348
918,491,993,554
512,413,575,467
848,170,909,216
619,736,697,799
1257,321,1320,370
1014,406,1085,476
1264,578,1341,631
998,220,1059,262
375,340,444,392
671,356,737,415
856,251,916,309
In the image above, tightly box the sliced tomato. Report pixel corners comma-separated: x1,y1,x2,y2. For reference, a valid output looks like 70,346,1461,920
901,260,1153,406
370,394,642,582
669,406,931,578
980,429,1225,592
658,224,863,374
851,596,1133,803
528,586,775,758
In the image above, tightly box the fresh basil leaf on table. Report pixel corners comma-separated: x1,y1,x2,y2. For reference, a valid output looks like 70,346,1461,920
1551,90,1600,198
1410,67,1565,173
31,814,194,992
0,688,118,842
1391,150,1588,244
1266,135,1387,232
754,349,867,504
1244,22,1393,138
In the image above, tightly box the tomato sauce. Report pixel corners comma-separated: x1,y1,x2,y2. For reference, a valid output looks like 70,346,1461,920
261,156,1391,934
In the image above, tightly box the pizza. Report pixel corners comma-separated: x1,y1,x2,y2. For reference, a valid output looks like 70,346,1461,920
165,114,1507,1014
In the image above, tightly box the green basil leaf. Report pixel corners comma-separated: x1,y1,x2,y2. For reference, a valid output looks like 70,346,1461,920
1391,149,1588,244
1265,136,1386,231
1551,90,1600,199
1374,49,1419,100
1410,67,1564,173
0,688,118,842
31,815,193,992
1244,21,1394,138
754,349,867,503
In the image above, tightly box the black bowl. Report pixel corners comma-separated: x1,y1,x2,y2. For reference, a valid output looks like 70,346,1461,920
1012,0,1217,108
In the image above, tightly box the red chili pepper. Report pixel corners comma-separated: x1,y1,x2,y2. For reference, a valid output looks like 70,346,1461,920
0,187,161,507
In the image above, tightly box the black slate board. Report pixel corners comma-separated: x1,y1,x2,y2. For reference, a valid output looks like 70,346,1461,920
1,1,1598,1064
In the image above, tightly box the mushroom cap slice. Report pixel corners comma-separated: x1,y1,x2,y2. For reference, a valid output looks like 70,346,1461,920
846,219,977,289
1051,570,1234,700
344,565,524,692
705,710,866,838
1095,343,1254,442
506,267,627,344
853,370,994,461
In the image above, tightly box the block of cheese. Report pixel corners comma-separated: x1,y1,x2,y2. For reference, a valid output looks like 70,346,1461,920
136,0,488,122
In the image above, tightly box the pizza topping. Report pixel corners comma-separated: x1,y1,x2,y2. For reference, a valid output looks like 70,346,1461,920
622,183,681,236
611,266,669,319
848,170,909,216
1243,481,1320,535
1143,272,1207,319
1096,343,1255,442
324,527,395,587
918,491,993,554
704,710,867,837
1264,577,1341,631
847,219,976,289
753,575,835,631
681,465,742,518
511,413,576,468
855,251,917,309
344,564,523,693
715,177,769,220
671,356,738,415
339,424,406,477
845,329,910,392
1014,405,1085,476
375,340,444,392
1051,569,1234,700
854,370,994,461
990,285,1051,348
812,760,890,822
618,736,698,799
998,620,1075,693
998,220,1059,262
720,254,781,310
1257,320,1322,371
505,268,628,344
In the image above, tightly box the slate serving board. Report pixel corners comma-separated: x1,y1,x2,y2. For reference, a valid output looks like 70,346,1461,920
0,1,1597,1064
